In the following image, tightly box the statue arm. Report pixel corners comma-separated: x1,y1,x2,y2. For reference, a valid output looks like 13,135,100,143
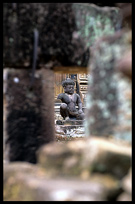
57,93,63,100
78,102,83,112
76,94,83,113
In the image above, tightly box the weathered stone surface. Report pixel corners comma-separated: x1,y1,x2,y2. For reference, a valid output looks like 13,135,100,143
117,192,132,201
3,3,120,67
117,167,132,201
40,68,55,144
37,137,131,179
82,137,131,179
84,30,132,142
55,119,85,138
56,120,84,125
55,135,85,143
116,3,132,29
56,125,85,138
4,68,54,163
4,137,131,201
37,140,83,177
4,162,121,201
4,162,47,201
117,168,132,201
3,69,8,161
122,168,132,195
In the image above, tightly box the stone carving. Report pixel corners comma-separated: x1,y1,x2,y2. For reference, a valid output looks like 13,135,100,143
57,78,84,120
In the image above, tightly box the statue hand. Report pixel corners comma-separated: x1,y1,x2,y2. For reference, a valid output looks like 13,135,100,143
78,109,83,114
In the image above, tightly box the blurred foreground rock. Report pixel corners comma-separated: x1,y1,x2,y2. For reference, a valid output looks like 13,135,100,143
117,168,132,201
3,162,119,201
84,3,132,141
38,137,131,179
85,30,132,141
4,137,132,201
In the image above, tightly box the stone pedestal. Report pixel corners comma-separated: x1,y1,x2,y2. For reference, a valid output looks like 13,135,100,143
56,120,85,138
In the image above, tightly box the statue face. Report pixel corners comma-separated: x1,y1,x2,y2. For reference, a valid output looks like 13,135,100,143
64,85,74,94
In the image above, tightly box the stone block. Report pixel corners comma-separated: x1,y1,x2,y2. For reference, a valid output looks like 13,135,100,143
4,162,121,201
84,31,132,142
56,120,84,125
37,137,131,179
122,168,132,195
4,68,54,163
3,3,120,67
83,137,131,179
117,192,132,201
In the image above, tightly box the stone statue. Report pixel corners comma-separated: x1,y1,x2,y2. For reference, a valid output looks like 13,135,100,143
57,78,85,120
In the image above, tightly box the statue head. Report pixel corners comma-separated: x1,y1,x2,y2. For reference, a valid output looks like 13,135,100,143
62,78,75,94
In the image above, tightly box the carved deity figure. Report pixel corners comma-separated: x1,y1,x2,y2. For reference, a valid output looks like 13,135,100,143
57,78,85,120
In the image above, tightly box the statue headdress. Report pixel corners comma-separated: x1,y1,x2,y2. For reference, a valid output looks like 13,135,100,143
62,78,75,87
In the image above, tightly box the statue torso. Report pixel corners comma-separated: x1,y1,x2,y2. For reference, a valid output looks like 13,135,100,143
58,93,78,112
